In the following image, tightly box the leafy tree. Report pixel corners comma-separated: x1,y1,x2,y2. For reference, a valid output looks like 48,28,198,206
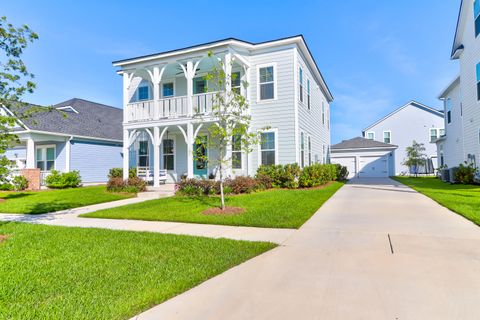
196,52,265,210
0,16,38,181
403,140,427,177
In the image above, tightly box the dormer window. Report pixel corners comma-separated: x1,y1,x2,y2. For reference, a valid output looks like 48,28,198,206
138,86,149,101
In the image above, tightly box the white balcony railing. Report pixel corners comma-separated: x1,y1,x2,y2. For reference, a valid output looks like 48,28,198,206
126,92,221,123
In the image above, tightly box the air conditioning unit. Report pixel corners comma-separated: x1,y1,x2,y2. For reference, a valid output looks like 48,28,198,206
440,169,450,182
449,167,459,184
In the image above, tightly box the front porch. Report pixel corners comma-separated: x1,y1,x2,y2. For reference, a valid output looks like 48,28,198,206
125,123,250,186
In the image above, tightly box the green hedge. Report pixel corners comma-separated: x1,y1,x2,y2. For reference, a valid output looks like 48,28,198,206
45,170,82,189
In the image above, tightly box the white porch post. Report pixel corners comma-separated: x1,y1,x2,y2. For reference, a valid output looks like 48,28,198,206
186,61,194,116
187,123,194,178
65,137,72,172
153,126,160,187
122,72,131,122
123,129,130,180
26,138,35,169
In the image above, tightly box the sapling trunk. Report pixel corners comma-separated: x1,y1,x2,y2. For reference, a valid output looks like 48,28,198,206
219,162,225,210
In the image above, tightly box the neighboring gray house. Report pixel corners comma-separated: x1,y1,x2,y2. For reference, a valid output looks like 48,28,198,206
3,98,123,184
362,101,444,175
113,35,334,185
330,137,397,178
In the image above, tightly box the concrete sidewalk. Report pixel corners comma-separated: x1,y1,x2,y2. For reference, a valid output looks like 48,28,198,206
0,191,295,244
133,178,480,320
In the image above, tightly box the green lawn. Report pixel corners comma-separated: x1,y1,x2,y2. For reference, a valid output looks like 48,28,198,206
82,182,344,229
0,186,133,214
393,176,480,225
0,222,274,320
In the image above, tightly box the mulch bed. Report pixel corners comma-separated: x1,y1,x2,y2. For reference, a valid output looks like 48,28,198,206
0,235,8,243
202,206,245,216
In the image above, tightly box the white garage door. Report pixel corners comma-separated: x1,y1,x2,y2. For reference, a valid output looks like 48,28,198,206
331,157,356,179
358,156,388,178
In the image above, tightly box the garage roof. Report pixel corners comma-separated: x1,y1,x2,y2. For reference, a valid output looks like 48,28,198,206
332,137,397,150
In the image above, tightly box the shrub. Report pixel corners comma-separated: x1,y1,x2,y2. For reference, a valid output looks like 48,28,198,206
0,183,14,191
299,164,337,188
226,176,259,194
255,164,301,189
176,179,218,196
108,168,136,179
255,173,273,190
455,162,478,184
45,170,82,189
334,164,349,181
12,175,28,191
106,177,146,193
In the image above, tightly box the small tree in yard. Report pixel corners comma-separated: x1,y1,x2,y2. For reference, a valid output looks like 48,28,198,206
196,52,264,210
403,140,427,177
0,16,38,180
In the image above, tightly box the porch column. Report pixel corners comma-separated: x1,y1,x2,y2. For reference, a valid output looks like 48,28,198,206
186,61,194,116
153,126,160,187
187,122,194,178
26,138,35,168
123,129,130,180
65,137,72,172
224,53,232,178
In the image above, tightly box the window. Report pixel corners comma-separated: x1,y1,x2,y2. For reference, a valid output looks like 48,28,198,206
446,98,452,124
322,145,326,164
430,129,438,143
366,132,375,140
163,139,174,170
439,128,445,136
475,0,480,37
322,102,325,125
36,146,55,171
138,141,149,167
194,77,206,94
138,86,149,100
299,67,304,103
476,63,480,101
259,66,275,100
260,131,276,165
231,72,241,94
308,136,312,166
232,134,242,169
383,131,391,144
300,132,305,168
162,83,174,97
327,106,330,129
307,79,311,109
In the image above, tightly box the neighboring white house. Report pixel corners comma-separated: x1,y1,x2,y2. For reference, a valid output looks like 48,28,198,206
330,137,397,178
362,101,444,175
436,0,480,174
113,36,333,185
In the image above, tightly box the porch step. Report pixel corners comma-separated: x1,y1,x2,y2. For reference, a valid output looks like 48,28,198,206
146,184,176,193
138,184,176,199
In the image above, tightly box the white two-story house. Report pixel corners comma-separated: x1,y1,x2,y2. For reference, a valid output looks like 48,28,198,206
113,36,333,186
436,0,480,174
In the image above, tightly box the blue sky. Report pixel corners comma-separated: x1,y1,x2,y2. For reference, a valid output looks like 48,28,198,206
3,0,459,143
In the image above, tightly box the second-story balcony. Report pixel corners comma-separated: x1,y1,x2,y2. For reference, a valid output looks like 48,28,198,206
125,92,220,122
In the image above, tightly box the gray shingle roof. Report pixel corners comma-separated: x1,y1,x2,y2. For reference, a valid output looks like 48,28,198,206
12,98,123,141
332,137,397,150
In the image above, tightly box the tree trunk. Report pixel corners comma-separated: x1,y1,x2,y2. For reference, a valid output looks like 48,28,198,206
219,163,225,210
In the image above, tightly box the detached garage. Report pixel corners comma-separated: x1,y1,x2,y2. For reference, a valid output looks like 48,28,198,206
330,137,397,179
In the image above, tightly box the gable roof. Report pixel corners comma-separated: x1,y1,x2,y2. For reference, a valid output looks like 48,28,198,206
452,0,468,59
331,137,397,151
362,101,444,133
8,98,123,141
438,75,461,99
112,35,333,102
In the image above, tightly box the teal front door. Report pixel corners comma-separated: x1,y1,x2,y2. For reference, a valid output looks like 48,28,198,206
193,136,208,177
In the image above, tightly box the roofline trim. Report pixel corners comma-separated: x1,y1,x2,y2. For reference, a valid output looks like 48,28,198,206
362,101,444,132
438,75,461,99
331,146,398,152
15,129,123,143
451,0,465,58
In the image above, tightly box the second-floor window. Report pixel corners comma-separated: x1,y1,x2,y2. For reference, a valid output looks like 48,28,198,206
138,86,149,100
366,132,375,140
383,131,391,144
231,72,241,94
194,77,206,94
299,67,304,103
259,66,275,101
307,79,311,109
475,0,480,37
430,129,440,143
476,63,480,101
162,83,174,97
446,98,452,124
232,134,242,169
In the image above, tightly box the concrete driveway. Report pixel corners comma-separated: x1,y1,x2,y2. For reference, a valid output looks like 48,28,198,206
134,178,480,320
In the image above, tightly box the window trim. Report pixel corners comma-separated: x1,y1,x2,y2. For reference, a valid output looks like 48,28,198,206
256,63,277,102
300,131,305,168
308,135,312,166
299,67,304,103
161,137,176,171
161,80,175,98
35,144,56,172
231,71,242,94
366,131,375,140
322,101,325,125
138,140,150,168
258,128,279,166
307,79,311,110
446,97,452,124
232,134,243,170
383,130,391,144
429,128,441,143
